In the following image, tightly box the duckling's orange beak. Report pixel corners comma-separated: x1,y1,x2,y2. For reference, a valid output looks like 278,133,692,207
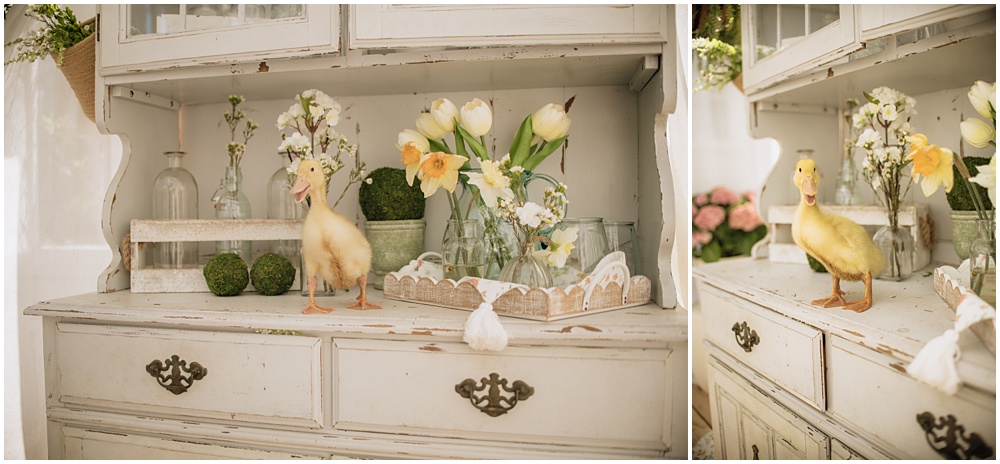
801,175,817,206
290,175,310,203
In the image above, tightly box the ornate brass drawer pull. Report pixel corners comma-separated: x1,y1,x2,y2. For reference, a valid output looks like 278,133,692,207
751,444,760,460
455,373,534,417
732,321,760,353
146,355,207,395
916,412,993,459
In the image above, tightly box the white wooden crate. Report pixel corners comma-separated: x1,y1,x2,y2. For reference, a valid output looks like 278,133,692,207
766,204,932,269
129,219,303,293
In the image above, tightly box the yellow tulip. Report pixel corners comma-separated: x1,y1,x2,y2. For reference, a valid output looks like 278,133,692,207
906,134,954,196
430,98,461,132
531,103,571,143
961,118,995,149
968,81,996,120
415,113,448,141
460,98,493,137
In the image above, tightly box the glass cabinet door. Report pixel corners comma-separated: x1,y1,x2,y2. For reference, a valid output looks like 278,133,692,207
742,5,860,94
101,4,338,74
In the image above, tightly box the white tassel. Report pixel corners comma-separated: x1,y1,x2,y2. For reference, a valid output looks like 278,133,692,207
463,303,508,352
906,329,962,395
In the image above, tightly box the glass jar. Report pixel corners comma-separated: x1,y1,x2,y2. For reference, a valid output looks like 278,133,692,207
442,219,486,281
212,166,252,263
152,151,199,268
834,156,860,205
873,223,913,281
604,221,637,276
499,250,553,288
267,155,303,264
969,218,996,307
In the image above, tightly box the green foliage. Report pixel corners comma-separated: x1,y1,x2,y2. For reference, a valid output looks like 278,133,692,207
203,253,249,297
947,156,994,211
359,167,425,221
5,4,94,66
692,5,742,92
806,254,828,273
693,5,741,45
250,253,296,296
699,223,768,263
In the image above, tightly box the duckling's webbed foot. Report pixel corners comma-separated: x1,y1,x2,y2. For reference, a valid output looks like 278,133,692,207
842,272,874,313
346,274,381,310
302,276,335,314
811,276,847,308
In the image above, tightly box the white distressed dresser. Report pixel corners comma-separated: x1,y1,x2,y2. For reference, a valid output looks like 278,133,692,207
695,258,995,460
26,292,687,459
23,4,689,459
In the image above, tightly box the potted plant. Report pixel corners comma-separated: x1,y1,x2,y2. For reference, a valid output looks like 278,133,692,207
946,156,994,260
359,167,426,289
692,4,742,92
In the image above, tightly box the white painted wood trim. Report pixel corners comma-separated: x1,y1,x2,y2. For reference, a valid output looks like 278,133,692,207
860,4,996,41
130,219,302,242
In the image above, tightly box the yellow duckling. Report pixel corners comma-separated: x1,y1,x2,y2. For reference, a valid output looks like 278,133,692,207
290,159,381,314
792,159,886,312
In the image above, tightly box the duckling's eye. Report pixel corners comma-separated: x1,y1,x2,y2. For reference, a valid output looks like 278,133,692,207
798,168,802,172
310,167,315,172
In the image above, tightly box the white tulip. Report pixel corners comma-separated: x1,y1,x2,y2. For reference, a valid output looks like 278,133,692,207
430,98,461,132
968,81,996,120
415,112,448,140
532,103,571,142
396,129,430,153
460,98,493,137
961,118,995,149
968,156,996,204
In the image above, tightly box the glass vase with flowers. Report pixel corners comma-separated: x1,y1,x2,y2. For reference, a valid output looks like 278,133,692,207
211,95,258,264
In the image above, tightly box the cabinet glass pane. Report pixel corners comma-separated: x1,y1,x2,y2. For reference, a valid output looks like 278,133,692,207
126,4,306,37
754,4,778,60
808,4,839,34
779,5,806,49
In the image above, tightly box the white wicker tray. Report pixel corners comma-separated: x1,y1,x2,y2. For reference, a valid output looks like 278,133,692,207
934,266,996,356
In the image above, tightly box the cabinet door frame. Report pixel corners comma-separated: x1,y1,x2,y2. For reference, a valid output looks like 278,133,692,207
859,4,995,41
99,4,340,75
741,4,860,95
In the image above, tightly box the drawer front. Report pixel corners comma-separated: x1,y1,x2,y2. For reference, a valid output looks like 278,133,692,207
334,339,673,450
56,323,323,428
831,438,867,460
61,426,324,459
700,283,826,409
827,336,996,460
708,356,829,460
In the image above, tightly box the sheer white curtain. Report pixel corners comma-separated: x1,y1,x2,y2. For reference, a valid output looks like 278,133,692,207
4,4,121,458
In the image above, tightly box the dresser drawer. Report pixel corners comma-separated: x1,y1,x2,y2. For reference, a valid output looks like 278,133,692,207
827,336,996,459
55,323,323,428
700,283,826,409
708,356,829,460
61,426,324,459
333,339,674,450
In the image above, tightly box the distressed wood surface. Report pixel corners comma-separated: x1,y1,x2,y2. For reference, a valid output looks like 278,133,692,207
695,257,995,394
130,267,302,294
130,219,303,242
61,426,325,460
25,289,687,347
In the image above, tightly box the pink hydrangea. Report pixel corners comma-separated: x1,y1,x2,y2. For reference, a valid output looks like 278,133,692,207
692,204,699,218
710,187,740,205
693,205,726,232
693,194,709,206
742,190,757,203
692,229,713,246
728,202,762,232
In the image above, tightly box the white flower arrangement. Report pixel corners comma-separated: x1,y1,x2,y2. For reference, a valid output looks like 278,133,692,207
853,86,917,219
496,178,572,267
277,89,366,208
223,95,259,169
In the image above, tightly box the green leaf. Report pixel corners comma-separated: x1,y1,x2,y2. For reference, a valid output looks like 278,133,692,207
455,125,489,161
701,241,722,263
453,125,470,159
522,135,568,171
509,115,534,166
863,91,878,105
428,138,450,154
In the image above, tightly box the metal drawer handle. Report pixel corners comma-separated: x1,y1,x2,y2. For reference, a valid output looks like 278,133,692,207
751,444,760,460
732,321,760,353
455,373,534,417
917,412,993,459
146,355,207,395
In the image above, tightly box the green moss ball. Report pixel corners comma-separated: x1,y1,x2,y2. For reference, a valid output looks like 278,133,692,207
946,156,994,211
359,167,425,221
250,253,296,296
203,253,249,296
806,254,828,273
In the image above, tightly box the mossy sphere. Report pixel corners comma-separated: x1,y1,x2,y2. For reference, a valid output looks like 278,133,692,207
946,156,994,211
359,167,425,221
250,253,296,296
806,254,828,273
203,253,249,296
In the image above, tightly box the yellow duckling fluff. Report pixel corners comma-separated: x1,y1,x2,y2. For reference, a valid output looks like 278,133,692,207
290,159,380,314
792,159,886,312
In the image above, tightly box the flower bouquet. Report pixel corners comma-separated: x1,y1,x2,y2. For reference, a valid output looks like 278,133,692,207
211,95,259,263
692,187,766,263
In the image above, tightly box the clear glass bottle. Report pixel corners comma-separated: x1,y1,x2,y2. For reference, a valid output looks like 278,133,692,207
834,155,860,205
442,219,486,281
267,154,304,264
212,166,252,263
604,221,638,276
499,249,553,288
873,223,914,281
969,218,996,307
152,151,199,268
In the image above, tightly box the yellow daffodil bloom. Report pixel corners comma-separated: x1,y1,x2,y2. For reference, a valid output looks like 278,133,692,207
533,227,578,268
400,142,425,186
907,134,954,196
464,159,514,208
418,152,468,198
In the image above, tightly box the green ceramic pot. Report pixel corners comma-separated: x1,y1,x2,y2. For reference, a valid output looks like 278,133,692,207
365,219,425,290
951,210,989,261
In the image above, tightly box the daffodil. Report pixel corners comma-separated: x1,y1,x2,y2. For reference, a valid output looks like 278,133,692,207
544,227,578,268
418,152,467,198
430,98,461,132
400,142,426,186
906,134,954,196
960,118,995,149
969,155,996,204
460,98,493,137
464,159,514,208
415,112,448,140
531,103,571,143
